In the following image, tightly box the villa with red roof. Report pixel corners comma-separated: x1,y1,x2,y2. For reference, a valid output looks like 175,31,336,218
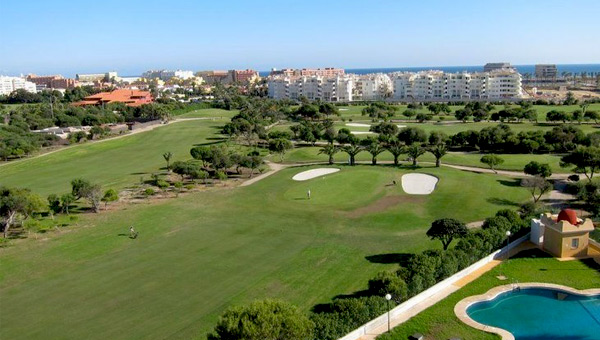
531,209,595,258
73,89,153,107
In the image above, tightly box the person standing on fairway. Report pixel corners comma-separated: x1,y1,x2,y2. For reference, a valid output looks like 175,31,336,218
307,189,311,200
129,226,138,239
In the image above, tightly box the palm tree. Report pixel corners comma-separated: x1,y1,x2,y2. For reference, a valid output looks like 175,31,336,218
365,142,384,165
318,143,339,165
163,151,173,171
342,145,363,166
428,144,447,167
386,139,406,166
406,143,426,166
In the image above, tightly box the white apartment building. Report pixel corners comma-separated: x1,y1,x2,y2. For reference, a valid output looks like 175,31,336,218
353,73,392,100
392,70,522,100
0,76,37,95
268,75,353,102
142,69,195,81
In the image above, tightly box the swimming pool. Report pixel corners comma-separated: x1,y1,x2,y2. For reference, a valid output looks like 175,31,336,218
466,287,600,340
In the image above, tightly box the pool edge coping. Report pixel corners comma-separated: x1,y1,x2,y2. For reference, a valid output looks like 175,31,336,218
454,283,600,340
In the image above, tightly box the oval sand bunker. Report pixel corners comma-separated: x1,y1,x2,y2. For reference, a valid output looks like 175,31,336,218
292,168,340,181
401,173,438,195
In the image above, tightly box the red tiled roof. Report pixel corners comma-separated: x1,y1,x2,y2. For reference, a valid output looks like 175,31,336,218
73,89,153,107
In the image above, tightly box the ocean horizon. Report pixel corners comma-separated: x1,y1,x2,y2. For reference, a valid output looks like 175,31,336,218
258,63,600,77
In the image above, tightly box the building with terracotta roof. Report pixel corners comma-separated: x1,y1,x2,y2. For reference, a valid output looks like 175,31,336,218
232,69,259,84
73,89,153,107
531,209,595,258
26,74,77,89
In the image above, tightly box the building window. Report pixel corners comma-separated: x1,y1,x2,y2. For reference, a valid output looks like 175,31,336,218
571,238,579,249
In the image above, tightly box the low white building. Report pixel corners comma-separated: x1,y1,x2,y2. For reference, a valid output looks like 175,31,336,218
0,76,37,95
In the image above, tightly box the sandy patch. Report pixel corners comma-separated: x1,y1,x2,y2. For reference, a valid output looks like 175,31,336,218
397,125,406,128
351,131,375,135
339,108,348,111
292,168,340,181
347,195,426,218
346,123,371,127
401,173,439,195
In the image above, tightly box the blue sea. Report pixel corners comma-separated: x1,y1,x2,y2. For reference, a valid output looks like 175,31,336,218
259,64,600,77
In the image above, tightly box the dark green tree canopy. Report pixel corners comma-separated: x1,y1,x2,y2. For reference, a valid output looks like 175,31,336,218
524,161,552,178
426,218,468,250
208,299,314,340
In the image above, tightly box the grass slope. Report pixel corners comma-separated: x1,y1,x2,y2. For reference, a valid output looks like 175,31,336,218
0,118,231,196
0,165,530,340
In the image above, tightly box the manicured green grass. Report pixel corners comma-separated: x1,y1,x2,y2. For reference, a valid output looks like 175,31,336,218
336,104,600,123
0,118,230,196
274,147,567,173
420,152,565,173
333,121,599,135
0,165,531,340
177,108,238,118
379,249,600,340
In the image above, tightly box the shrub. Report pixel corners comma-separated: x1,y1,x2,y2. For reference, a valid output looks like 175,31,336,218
519,202,541,219
495,209,528,234
47,194,61,214
156,180,170,189
215,170,228,181
144,188,155,196
367,271,408,303
208,299,313,340
482,216,512,233
311,296,390,340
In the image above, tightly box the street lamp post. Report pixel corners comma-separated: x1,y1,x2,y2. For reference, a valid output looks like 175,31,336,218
385,293,392,332
505,230,512,259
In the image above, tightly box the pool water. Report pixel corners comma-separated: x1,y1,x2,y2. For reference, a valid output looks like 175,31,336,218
467,288,600,340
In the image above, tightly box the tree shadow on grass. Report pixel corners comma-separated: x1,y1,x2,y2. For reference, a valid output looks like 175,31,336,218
365,253,413,266
192,140,225,147
511,248,552,259
310,289,372,313
487,197,520,206
497,179,521,187
580,257,600,272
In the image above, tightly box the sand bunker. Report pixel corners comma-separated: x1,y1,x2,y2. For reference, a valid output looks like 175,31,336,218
401,173,438,195
351,131,375,135
292,168,340,181
397,125,406,128
346,123,371,127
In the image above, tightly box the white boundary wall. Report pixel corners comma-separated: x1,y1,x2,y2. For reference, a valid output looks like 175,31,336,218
338,233,530,340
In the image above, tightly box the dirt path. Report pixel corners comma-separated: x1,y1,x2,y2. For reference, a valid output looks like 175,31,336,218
440,163,569,179
0,117,212,167
240,161,290,186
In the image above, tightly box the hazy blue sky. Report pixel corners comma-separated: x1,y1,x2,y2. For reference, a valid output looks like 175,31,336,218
1,0,599,76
